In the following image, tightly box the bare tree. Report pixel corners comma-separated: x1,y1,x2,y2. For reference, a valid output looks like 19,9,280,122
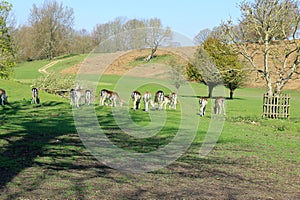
194,28,211,45
192,46,223,98
92,23,110,46
168,59,186,93
123,19,147,49
144,18,172,62
13,25,35,61
70,29,94,54
29,0,74,60
91,17,172,54
223,0,300,95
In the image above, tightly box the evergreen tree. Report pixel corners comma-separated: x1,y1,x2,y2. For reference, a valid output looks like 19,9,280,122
0,0,15,79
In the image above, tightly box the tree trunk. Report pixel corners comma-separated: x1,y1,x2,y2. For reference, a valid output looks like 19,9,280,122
264,34,273,96
275,82,283,95
208,85,214,98
145,43,158,62
145,47,155,62
229,89,234,99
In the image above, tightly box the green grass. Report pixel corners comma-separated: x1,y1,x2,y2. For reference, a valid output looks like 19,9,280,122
1,58,300,199
46,54,87,73
14,59,50,80
13,54,87,84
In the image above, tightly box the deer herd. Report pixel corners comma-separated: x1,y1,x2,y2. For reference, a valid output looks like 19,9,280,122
0,86,226,116
68,85,225,116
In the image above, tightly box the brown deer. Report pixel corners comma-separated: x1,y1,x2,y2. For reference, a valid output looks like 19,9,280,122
214,97,226,115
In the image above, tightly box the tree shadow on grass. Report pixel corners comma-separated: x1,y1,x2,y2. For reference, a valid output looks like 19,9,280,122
2,102,290,199
0,101,82,189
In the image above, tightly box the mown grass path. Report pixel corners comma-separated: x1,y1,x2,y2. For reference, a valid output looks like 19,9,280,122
38,57,73,75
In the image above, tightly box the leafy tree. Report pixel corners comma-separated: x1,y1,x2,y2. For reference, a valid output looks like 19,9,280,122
203,37,246,99
186,62,202,82
0,0,15,79
223,0,300,95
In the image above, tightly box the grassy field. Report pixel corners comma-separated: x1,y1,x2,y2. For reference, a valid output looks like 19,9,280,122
0,56,300,199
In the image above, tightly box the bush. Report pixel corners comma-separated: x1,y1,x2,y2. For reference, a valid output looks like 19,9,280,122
33,73,75,97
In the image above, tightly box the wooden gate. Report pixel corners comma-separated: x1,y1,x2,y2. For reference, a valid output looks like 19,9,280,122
263,94,290,118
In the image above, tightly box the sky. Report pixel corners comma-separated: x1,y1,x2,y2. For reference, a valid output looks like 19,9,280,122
7,0,243,39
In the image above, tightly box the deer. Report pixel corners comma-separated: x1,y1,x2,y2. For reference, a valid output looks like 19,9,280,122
31,88,40,104
153,90,164,110
214,97,226,115
131,90,142,110
0,89,8,106
199,97,208,117
143,92,152,112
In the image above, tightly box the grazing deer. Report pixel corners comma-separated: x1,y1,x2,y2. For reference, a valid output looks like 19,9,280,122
199,97,208,117
110,91,123,107
131,90,141,110
31,88,40,104
70,89,78,107
169,92,178,109
70,88,86,107
162,96,171,110
214,97,226,115
85,89,92,106
154,90,164,110
0,89,8,105
99,89,110,106
143,92,152,111
99,89,123,107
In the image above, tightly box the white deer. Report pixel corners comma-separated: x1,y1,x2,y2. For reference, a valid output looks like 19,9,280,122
199,97,208,117
70,88,87,108
131,90,141,110
143,92,152,111
154,90,164,110
85,89,92,106
169,92,178,109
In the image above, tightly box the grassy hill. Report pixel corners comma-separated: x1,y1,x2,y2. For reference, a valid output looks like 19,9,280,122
0,51,299,199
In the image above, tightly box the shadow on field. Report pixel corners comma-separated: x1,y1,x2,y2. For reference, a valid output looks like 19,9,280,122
180,94,246,100
1,103,295,199
0,101,100,190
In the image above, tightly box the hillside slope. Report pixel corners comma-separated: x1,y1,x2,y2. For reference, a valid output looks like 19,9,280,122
59,46,300,91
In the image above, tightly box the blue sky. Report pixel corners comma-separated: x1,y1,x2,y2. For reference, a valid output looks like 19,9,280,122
8,0,243,39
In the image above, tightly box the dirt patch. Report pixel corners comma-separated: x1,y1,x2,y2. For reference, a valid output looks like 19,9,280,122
60,48,190,77
60,46,300,90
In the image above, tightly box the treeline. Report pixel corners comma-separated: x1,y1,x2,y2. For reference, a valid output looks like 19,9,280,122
11,1,171,62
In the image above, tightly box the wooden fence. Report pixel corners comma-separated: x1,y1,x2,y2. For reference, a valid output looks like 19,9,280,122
262,94,290,118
